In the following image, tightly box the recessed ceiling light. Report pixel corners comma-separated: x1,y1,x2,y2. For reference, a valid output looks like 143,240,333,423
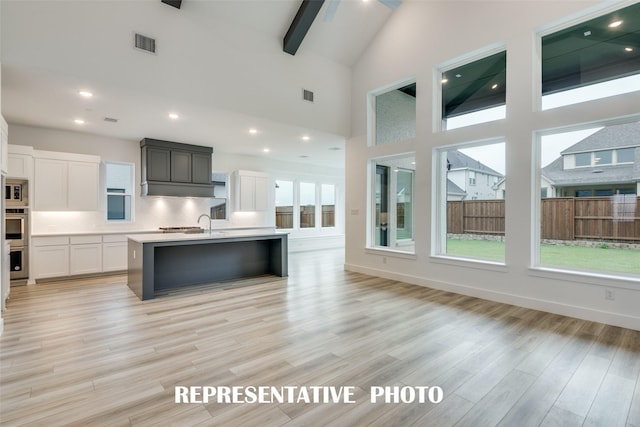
608,20,623,28
625,47,634,52
79,90,93,98
583,30,592,36
263,148,270,153
249,128,257,134
491,83,498,89
74,119,85,125
441,78,449,84
455,74,462,78
302,135,310,141
168,113,179,120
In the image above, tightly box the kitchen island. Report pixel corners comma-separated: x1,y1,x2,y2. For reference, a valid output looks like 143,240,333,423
126,230,287,300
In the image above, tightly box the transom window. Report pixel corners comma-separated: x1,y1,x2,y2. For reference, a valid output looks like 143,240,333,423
440,50,506,130
541,2,640,110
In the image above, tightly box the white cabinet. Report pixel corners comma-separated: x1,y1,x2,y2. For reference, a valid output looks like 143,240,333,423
235,170,269,211
32,236,70,279
68,162,100,211
8,144,34,179
69,236,102,275
34,158,67,211
34,151,100,211
1,116,8,175
33,234,129,279
102,235,128,272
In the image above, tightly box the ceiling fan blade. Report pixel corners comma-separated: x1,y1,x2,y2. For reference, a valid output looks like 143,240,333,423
323,0,340,22
378,0,401,10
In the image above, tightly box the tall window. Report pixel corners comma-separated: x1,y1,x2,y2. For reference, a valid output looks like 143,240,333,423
321,184,335,228
434,141,506,262
275,180,294,229
299,182,316,228
105,162,134,222
369,80,416,146
440,50,506,130
536,121,639,276
210,172,228,220
370,154,415,253
540,2,640,110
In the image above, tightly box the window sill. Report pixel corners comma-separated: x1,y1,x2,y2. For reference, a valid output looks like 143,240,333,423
429,255,508,273
365,247,417,260
529,266,640,290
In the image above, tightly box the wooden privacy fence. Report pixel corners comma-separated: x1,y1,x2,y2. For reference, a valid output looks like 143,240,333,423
447,197,640,242
275,205,335,229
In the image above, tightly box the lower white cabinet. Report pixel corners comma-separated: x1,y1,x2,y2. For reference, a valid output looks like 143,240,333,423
33,234,129,280
32,236,70,279
69,236,102,275
102,235,128,272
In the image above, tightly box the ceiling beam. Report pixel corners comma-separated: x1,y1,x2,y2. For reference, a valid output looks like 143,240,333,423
283,0,325,56
161,0,182,9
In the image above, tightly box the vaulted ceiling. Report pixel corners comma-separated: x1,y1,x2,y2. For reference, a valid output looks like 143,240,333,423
0,0,394,167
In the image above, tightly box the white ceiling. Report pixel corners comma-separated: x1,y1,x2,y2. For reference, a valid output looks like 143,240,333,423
0,0,394,168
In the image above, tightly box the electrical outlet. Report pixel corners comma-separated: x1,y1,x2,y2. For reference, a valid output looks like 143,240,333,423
605,289,615,300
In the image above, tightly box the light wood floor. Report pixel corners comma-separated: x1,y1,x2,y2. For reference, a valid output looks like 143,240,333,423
1,248,639,426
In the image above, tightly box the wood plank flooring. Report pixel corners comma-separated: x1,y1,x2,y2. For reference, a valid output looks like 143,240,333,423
1,248,639,426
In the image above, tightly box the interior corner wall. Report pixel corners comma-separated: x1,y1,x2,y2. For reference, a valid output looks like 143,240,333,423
345,0,640,330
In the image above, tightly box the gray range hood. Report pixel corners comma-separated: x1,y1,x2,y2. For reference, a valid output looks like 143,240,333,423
140,138,214,197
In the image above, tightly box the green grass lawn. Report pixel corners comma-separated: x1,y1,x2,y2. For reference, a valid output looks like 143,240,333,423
446,239,640,275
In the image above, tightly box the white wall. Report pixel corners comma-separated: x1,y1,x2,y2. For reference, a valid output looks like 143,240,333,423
9,124,344,240
346,0,640,330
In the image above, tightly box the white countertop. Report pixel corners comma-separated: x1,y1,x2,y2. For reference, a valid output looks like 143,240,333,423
127,229,286,244
32,229,159,238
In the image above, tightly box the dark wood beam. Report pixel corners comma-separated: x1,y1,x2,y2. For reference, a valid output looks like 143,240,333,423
161,0,182,9
283,0,325,56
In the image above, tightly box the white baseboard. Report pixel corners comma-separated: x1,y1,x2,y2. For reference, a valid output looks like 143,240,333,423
344,263,640,331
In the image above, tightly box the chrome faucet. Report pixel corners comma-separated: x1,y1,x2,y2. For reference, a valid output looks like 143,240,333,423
197,213,211,234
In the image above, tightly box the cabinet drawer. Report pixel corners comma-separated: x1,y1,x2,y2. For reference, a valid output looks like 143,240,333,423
102,234,128,243
32,236,70,246
70,235,102,245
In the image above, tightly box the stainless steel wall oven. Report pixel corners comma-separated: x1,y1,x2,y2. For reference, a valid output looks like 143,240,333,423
5,207,29,280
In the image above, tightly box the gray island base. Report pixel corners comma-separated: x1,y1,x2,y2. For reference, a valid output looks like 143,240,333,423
126,231,288,300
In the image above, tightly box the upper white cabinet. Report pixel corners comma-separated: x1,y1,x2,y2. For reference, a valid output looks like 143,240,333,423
235,170,269,211
68,161,100,211
1,116,8,175
34,151,100,211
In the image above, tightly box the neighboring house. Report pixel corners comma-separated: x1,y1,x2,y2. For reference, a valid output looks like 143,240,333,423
542,121,640,197
447,150,504,200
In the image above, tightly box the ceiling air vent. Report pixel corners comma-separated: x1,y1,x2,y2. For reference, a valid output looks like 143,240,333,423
134,33,156,54
104,117,118,123
302,89,314,103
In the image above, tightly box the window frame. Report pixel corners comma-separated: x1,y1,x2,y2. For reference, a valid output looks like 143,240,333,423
432,138,506,265
434,43,507,132
367,153,416,253
535,1,640,112
532,116,640,279
104,161,135,223
367,76,417,147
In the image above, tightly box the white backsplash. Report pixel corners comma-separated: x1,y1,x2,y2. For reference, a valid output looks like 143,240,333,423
31,196,270,235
